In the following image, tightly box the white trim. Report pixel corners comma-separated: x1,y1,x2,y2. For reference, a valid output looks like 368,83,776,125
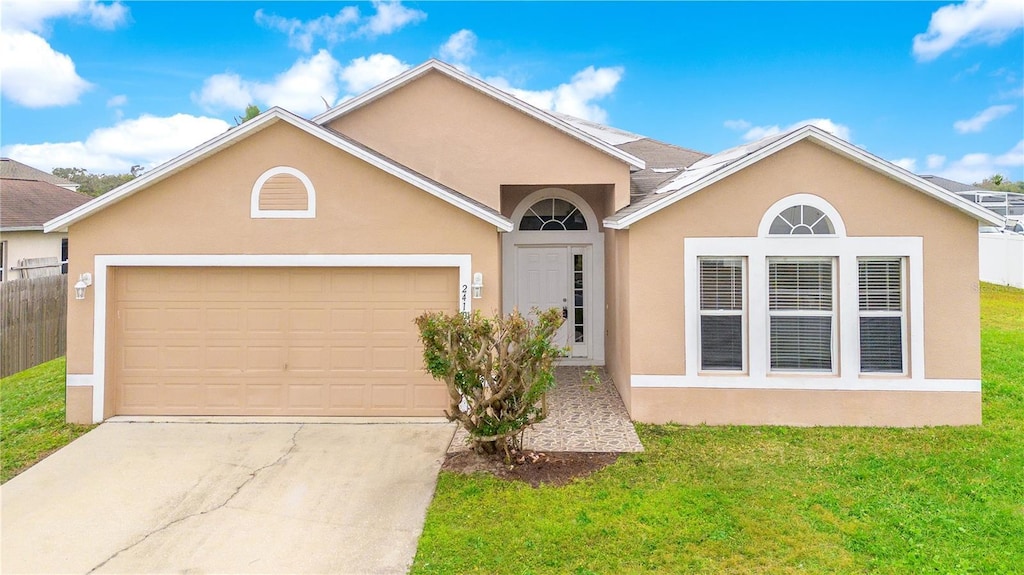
250,166,316,219
43,107,513,233
758,193,847,237
85,253,472,424
683,236,926,393
312,59,645,170
502,189,605,363
66,374,95,387
509,187,600,231
605,126,1003,229
630,374,980,392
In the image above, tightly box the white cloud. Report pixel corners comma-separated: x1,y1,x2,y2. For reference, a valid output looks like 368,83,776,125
740,118,852,142
927,154,947,169
0,0,129,32
932,139,1024,183
953,104,1016,133
0,29,92,107
106,94,127,107
194,50,342,116
0,113,231,173
255,1,424,52
489,66,624,124
724,119,752,131
359,1,426,38
0,1,129,108
913,0,1023,62
340,53,410,94
891,158,918,172
440,29,477,63
254,7,359,52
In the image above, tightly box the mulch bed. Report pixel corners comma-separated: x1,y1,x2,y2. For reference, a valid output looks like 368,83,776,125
441,449,620,487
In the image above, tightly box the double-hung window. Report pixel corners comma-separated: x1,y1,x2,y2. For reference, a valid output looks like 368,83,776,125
858,258,906,374
767,257,836,373
698,257,745,371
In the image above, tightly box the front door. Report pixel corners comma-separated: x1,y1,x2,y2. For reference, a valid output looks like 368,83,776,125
515,246,588,358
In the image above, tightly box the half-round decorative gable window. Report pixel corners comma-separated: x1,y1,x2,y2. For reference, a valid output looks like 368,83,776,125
250,166,316,219
519,198,588,230
769,205,834,235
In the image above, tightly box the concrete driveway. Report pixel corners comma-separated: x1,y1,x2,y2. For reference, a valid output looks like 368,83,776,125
0,420,454,574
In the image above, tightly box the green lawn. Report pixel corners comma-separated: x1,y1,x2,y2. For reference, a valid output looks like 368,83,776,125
412,283,1024,574
0,357,94,483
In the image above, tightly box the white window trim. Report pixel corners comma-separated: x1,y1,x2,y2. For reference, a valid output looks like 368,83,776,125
250,166,316,219
676,235,949,391
858,257,909,375
697,256,747,373
758,193,847,237
75,253,472,423
766,256,838,375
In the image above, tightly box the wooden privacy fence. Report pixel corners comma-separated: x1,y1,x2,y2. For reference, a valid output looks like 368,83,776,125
1,275,68,378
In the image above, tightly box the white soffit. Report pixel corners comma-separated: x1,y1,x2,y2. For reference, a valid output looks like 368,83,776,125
44,107,513,233
312,59,646,171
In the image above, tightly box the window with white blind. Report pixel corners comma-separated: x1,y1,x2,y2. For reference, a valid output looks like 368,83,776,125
768,257,836,372
699,257,746,371
858,258,906,374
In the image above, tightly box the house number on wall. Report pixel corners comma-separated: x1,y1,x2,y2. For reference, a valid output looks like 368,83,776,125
460,284,469,312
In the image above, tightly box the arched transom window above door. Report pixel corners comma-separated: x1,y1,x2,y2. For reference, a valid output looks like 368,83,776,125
519,198,589,231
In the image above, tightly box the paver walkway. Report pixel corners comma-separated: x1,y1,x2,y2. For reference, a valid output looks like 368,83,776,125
448,366,644,453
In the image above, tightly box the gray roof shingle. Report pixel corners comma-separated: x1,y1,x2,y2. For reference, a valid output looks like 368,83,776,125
1,178,92,230
0,158,79,190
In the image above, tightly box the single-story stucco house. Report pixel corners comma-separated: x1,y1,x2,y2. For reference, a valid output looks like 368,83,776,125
46,60,1001,426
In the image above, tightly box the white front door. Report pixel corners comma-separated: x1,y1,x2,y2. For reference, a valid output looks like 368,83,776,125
515,246,588,358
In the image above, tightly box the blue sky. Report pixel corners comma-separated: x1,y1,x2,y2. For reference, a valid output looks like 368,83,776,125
2,0,1022,184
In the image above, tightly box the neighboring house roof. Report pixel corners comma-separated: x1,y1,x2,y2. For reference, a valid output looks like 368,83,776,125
919,175,981,193
0,158,80,191
604,125,1004,229
45,108,514,233
1,177,92,231
312,59,646,171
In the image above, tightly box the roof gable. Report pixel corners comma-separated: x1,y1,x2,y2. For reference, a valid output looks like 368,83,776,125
45,108,513,233
1,158,80,191
313,59,645,171
605,126,1003,229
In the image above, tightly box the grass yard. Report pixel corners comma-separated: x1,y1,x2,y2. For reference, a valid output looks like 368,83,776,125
412,282,1024,574
1,357,94,483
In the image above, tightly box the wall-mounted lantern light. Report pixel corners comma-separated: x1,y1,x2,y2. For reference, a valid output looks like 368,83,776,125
74,273,92,300
472,272,483,299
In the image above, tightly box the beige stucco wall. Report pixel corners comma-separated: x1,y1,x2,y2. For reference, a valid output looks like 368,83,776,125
605,228,631,409
65,119,503,421
327,71,633,212
1,230,66,279
632,388,981,426
626,140,981,380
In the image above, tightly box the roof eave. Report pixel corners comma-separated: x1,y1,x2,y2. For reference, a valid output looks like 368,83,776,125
606,126,1004,229
44,107,513,233
313,59,646,171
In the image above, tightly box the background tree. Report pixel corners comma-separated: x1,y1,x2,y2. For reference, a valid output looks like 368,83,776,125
52,167,140,197
974,174,1024,194
235,104,261,125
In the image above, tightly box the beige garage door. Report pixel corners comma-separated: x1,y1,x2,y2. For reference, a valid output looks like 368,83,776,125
111,266,456,416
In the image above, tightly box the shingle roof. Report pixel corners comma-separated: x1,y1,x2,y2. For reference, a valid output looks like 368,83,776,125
1,178,92,230
0,158,79,190
918,175,981,193
552,113,708,199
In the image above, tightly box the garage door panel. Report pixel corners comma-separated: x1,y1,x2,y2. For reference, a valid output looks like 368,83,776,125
113,267,455,416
